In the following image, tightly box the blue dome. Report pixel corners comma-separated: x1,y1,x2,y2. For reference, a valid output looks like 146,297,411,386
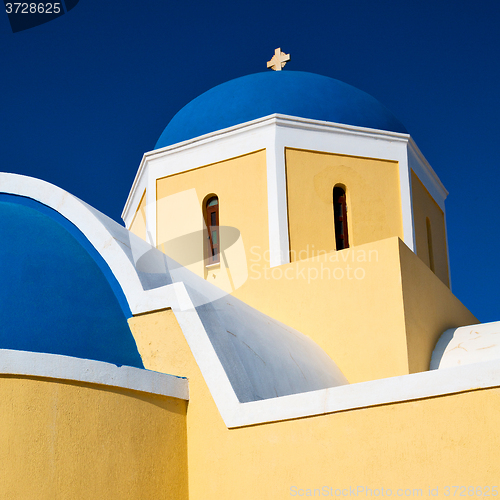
0,194,144,368
155,71,407,149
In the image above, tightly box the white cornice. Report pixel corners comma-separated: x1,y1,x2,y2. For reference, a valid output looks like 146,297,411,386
223,357,500,428
0,349,189,400
122,151,148,226
150,114,411,158
121,114,412,224
273,114,410,141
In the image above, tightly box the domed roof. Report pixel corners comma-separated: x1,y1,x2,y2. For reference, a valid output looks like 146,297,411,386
155,71,407,149
0,194,144,368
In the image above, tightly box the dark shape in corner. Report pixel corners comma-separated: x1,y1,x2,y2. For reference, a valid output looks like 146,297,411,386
63,0,79,12
4,0,79,33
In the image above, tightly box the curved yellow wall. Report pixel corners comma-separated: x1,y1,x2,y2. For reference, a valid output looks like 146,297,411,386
285,148,403,260
0,375,188,500
411,170,449,286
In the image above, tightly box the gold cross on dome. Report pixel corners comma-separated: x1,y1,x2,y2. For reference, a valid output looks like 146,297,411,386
267,48,290,71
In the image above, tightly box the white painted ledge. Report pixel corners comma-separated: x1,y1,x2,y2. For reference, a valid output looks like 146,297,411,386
431,321,500,369
161,281,500,428
0,349,189,400
219,358,500,428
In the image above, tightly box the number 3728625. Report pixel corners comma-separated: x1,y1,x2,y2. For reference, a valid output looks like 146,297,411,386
5,3,62,14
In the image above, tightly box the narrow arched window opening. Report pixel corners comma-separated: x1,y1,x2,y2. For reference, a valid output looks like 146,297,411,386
426,217,435,272
333,186,349,250
205,196,219,264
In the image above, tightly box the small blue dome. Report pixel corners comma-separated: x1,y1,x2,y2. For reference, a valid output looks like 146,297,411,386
155,71,407,149
0,194,144,368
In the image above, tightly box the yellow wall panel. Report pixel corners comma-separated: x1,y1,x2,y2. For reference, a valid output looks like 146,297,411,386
411,170,449,286
236,238,409,383
233,237,475,382
0,376,188,500
285,148,403,260
156,150,269,289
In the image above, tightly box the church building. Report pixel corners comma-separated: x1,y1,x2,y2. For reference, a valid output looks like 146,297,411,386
1,49,498,499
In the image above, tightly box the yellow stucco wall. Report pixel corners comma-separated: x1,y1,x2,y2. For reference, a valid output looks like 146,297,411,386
285,148,404,260
239,237,409,383
156,150,269,291
130,309,499,500
411,170,449,286
232,237,476,383
129,189,147,240
399,239,477,373
0,375,188,500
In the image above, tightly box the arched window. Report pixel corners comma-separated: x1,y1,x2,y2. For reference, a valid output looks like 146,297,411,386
333,186,349,250
205,196,219,264
426,217,435,272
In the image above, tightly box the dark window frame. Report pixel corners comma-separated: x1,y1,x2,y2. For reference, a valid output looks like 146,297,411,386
205,196,220,264
333,186,349,250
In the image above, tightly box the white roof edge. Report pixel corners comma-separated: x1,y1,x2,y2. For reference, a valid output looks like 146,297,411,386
121,114,412,221
222,357,500,428
148,114,410,159
0,349,189,400
166,282,500,430
0,173,175,315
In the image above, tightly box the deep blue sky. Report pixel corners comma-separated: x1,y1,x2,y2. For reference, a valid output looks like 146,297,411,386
1,1,499,322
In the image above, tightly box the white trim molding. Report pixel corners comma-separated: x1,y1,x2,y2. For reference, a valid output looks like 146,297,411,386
165,279,500,429
222,358,500,428
0,349,189,400
123,114,448,259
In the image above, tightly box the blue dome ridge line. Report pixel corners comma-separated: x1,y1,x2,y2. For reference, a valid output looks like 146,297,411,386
155,71,407,149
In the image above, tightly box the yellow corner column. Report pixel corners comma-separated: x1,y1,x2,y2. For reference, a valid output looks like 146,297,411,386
399,238,477,373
